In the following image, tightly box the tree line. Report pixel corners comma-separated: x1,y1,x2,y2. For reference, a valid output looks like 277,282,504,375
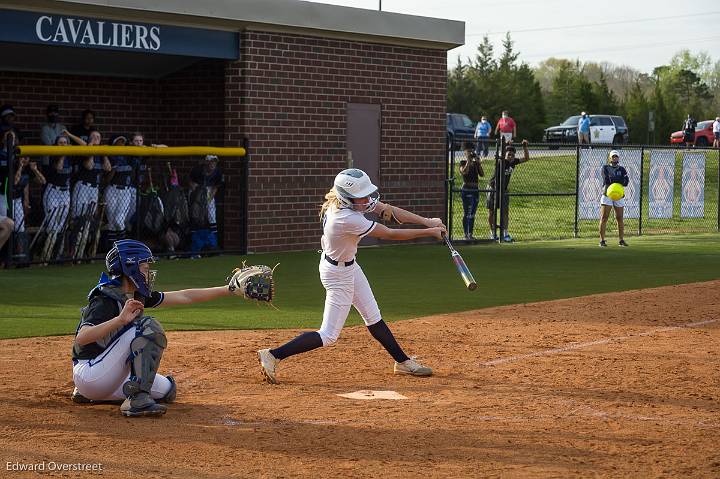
448,34,720,144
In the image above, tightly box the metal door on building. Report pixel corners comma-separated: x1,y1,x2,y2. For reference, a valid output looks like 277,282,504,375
346,103,381,245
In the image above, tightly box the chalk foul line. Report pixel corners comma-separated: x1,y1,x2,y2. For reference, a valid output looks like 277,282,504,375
481,318,720,366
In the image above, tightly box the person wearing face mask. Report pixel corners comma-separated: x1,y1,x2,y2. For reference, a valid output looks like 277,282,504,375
474,115,493,157
40,105,67,147
494,110,516,144
577,111,590,145
599,150,629,247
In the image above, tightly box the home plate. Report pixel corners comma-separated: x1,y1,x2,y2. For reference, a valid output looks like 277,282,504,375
337,390,408,400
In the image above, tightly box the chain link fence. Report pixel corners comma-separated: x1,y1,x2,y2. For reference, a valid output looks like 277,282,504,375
447,138,720,242
2,138,247,267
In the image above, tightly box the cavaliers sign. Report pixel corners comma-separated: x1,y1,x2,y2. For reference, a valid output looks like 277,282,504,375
0,9,239,59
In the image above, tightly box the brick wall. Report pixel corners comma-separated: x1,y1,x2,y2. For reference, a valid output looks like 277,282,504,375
233,31,448,252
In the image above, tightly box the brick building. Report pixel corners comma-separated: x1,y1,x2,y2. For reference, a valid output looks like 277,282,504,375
0,1,463,253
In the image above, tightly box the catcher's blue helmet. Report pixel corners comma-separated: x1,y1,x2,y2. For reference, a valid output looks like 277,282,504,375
105,240,155,297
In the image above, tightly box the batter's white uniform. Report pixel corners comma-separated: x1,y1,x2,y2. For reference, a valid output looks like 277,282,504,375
317,206,381,346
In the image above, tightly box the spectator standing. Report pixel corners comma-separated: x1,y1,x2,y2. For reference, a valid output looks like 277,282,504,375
0,105,23,141
494,110,516,144
70,110,96,144
474,116,492,157
486,139,530,242
712,117,720,149
65,129,110,219
682,114,697,148
40,105,67,146
12,156,46,258
189,155,223,256
0,131,15,256
43,135,73,251
577,111,591,145
459,143,484,240
104,135,136,243
599,150,629,247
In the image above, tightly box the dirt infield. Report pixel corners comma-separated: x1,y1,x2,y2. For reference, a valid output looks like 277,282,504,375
2,281,719,478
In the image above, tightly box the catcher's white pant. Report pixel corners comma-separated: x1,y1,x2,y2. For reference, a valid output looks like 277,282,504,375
12,198,24,232
317,258,382,346
72,326,172,401
104,185,136,231
72,182,99,218
43,185,70,233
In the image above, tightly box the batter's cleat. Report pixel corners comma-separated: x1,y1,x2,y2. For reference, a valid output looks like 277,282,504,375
599,240,607,247
257,348,280,384
394,358,433,377
71,387,93,404
619,240,629,247
120,393,167,417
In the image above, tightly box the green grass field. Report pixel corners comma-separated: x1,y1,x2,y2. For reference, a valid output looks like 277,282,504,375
449,148,720,241
2,234,719,339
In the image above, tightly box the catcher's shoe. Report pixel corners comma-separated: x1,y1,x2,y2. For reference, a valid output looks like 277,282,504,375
71,387,93,404
394,358,433,377
120,393,167,417
257,349,280,384
157,375,177,404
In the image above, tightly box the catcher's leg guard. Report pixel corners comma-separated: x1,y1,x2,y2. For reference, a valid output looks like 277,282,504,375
120,317,168,417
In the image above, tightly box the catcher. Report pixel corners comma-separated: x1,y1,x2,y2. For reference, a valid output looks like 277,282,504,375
71,239,273,417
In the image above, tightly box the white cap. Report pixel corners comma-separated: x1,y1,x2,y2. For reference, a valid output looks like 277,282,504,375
609,150,620,159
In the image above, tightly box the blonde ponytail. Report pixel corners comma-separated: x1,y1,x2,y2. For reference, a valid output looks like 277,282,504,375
319,187,342,220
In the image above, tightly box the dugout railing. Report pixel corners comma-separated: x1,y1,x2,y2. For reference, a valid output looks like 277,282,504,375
446,138,720,243
2,137,249,268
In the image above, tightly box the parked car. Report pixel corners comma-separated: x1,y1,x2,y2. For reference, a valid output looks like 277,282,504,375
670,120,714,146
447,113,476,148
544,115,629,145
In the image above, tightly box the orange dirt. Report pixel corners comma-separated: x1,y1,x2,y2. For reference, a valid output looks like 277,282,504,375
1,281,719,478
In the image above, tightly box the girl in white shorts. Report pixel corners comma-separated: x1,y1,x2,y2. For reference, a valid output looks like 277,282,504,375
599,150,629,247
257,168,446,383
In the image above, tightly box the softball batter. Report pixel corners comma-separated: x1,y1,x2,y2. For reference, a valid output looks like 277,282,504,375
258,168,445,383
72,239,273,416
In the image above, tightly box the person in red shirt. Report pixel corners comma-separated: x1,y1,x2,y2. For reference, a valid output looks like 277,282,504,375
494,110,516,144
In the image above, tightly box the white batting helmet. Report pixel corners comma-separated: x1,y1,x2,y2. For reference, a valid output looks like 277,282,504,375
333,168,379,212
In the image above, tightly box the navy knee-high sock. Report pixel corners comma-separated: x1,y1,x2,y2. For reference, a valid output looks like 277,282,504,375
270,331,323,360
367,320,409,363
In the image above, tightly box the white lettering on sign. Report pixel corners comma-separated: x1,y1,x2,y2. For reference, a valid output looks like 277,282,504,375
34,15,162,51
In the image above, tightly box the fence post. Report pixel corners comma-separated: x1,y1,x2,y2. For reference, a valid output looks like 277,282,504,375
717,148,719,232
242,137,249,255
445,136,451,240
4,135,15,268
638,146,644,236
574,145,580,238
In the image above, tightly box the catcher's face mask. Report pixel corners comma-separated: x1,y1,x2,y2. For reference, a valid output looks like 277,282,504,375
352,191,380,213
138,261,158,294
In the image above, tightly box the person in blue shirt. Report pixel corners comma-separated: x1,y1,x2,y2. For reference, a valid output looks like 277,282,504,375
577,112,591,145
474,116,493,157
599,150,629,247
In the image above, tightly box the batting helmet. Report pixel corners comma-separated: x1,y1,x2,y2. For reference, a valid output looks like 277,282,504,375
333,169,379,212
106,240,156,298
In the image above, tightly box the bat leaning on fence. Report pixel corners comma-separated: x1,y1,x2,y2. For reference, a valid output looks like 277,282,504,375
442,233,477,291
74,201,96,260
41,205,65,262
28,205,55,253
89,202,106,259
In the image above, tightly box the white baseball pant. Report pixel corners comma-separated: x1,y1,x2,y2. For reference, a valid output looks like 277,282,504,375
72,182,99,218
43,185,70,233
104,185,136,231
317,258,382,346
73,326,172,401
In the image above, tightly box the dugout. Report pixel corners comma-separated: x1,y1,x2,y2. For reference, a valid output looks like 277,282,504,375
0,1,463,254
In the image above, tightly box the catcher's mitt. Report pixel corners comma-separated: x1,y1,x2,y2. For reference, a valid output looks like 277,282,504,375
227,263,275,302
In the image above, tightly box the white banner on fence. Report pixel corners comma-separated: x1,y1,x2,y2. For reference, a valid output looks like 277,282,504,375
648,150,675,219
578,149,640,219
680,153,705,218
621,150,642,219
